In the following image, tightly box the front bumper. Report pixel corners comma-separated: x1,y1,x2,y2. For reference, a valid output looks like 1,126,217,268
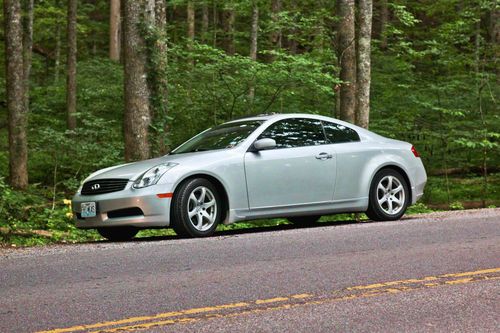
72,183,173,228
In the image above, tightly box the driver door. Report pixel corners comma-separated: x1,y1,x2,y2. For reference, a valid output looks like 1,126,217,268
244,118,336,209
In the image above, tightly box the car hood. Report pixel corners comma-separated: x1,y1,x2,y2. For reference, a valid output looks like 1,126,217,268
87,150,235,181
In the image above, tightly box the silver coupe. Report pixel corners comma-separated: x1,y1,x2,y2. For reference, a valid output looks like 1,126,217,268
72,114,427,240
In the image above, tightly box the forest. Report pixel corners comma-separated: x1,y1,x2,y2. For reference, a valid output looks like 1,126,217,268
0,0,498,246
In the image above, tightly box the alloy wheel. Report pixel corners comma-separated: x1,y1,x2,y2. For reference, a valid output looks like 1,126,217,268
187,186,218,231
376,175,405,215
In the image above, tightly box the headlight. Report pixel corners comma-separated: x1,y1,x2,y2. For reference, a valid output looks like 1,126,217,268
133,163,178,189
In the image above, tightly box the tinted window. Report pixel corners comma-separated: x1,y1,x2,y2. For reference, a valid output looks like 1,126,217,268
322,121,360,143
258,118,327,148
171,120,263,154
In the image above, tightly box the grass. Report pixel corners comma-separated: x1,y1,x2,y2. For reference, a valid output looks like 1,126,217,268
423,173,500,208
1,174,497,248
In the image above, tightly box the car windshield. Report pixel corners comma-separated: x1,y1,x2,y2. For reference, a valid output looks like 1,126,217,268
170,120,263,154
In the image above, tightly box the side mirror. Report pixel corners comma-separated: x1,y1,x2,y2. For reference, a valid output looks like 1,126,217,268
253,138,276,151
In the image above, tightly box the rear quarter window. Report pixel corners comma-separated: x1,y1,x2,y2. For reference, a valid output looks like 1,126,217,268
322,121,360,143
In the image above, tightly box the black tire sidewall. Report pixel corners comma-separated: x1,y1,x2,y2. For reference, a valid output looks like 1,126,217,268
368,169,410,221
172,178,222,237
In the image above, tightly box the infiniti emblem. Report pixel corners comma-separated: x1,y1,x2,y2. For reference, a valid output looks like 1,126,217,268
91,184,101,190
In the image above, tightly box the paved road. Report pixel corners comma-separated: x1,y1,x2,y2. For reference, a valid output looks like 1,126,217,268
1,209,499,333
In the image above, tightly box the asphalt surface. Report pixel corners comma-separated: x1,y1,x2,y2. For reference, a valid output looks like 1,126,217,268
0,209,499,333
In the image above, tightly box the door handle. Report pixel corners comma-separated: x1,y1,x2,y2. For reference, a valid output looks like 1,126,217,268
315,152,333,160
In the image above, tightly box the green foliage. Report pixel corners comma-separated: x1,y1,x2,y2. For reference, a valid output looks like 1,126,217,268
423,174,500,207
163,42,338,146
450,201,465,210
24,59,124,188
406,203,434,214
0,177,101,246
1,0,499,247
370,0,499,177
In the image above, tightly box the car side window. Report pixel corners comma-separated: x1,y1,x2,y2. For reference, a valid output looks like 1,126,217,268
322,121,360,143
258,118,328,149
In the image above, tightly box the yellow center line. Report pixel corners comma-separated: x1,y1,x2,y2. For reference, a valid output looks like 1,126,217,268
347,276,439,290
445,278,473,285
91,274,491,333
291,293,313,299
347,267,500,291
37,267,500,333
440,267,500,277
255,297,289,304
36,302,249,333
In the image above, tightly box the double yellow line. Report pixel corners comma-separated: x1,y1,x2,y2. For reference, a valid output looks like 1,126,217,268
38,267,500,333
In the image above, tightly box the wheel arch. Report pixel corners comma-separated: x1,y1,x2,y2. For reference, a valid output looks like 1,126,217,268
171,173,230,223
370,164,412,204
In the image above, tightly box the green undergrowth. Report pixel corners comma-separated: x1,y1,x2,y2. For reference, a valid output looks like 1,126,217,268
1,174,497,248
423,174,500,208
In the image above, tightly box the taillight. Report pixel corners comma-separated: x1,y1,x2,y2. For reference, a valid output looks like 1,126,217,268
411,145,420,158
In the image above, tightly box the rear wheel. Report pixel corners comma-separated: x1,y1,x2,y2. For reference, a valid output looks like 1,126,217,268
366,169,409,221
171,178,222,237
287,215,321,226
97,227,138,241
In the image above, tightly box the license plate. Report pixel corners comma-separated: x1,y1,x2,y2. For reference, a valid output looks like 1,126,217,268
81,202,97,218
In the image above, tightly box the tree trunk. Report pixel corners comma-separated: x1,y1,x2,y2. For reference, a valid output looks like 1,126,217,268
333,0,341,118
490,5,499,82
250,2,259,61
490,4,499,43
187,1,195,41
109,0,121,61
23,0,33,114
123,0,152,161
248,1,259,105
66,0,77,130
155,0,166,28
223,6,235,55
4,0,28,189
54,9,61,83
286,0,298,54
201,1,209,43
270,0,282,50
475,15,488,208
355,0,372,129
212,0,218,47
187,0,195,67
334,84,341,118
379,0,388,50
337,0,356,123
154,0,169,155
145,0,156,24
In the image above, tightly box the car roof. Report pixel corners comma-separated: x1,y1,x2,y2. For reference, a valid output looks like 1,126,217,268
226,113,385,142
226,114,277,122
228,113,350,126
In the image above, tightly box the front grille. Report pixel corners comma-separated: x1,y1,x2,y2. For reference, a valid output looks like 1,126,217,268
81,178,129,195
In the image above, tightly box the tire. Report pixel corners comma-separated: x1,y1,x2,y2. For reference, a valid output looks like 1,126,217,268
287,215,321,225
366,168,410,221
97,227,138,241
171,178,222,238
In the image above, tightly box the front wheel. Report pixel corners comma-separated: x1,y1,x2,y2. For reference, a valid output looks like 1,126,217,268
366,169,410,221
171,178,222,238
97,227,139,241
